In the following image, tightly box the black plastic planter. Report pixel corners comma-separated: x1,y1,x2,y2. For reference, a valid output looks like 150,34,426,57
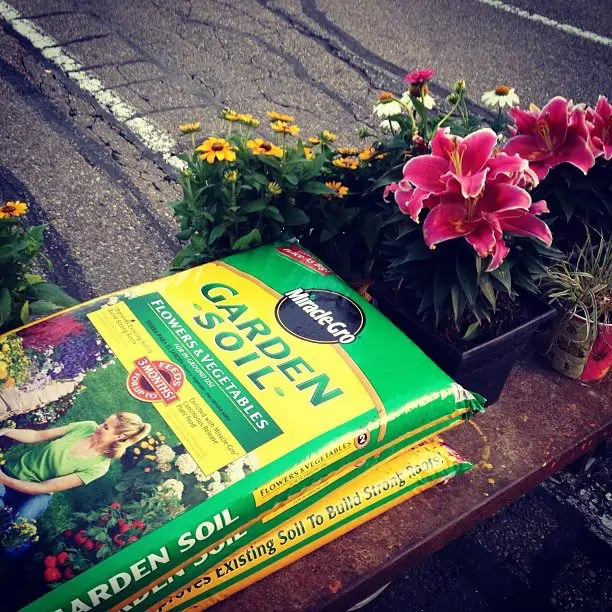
369,282,557,404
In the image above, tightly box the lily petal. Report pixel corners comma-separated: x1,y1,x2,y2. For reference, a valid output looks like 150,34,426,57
485,153,529,183
549,133,596,176
396,187,433,222
479,182,532,215
486,237,510,271
498,211,553,246
536,96,570,151
458,129,498,174
422,204,476,248
529,199,549,215
441,167,489,199
402,155,449,193
430,127,455,160
508,106,538,134
464,222,496,257
383,182,399,202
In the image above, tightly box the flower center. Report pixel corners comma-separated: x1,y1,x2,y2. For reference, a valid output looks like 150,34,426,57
495,85,511,96
1,204,15,213
211,143,225,151
261,142,272,151
535,118,555,151
379,91,394,102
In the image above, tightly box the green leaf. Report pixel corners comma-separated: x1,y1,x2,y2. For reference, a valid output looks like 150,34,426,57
302,181,334,195
462,321,480,341
29,300,65,317
232,228,262,250
490,261,512,293
300,154,327,181
554,187,574,222
450,283,465,324
20,300,30,324
478,273,496,309
0,288,11,327
27,282,78,307
280,207,310,226
240,199,267,213
456,252,478,305
208,223,228,245
433,266,452,311
262,206,284,222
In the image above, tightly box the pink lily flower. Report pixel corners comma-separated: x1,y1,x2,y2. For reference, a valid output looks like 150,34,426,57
422,183,551,271
503,96,595,180
391,127,552,270
586,95,612,160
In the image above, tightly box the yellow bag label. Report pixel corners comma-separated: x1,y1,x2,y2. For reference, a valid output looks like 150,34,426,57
89,262,378,476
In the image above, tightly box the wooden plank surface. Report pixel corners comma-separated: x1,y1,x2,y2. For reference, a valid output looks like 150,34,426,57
213,358,612,611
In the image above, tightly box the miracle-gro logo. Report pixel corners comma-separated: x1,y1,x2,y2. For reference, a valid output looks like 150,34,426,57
275,288,365,345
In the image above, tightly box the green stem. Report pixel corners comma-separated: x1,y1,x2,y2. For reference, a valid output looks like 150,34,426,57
393,97,418,135
433,95,462,134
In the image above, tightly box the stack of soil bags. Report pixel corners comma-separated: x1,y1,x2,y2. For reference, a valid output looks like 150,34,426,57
0,244,482,611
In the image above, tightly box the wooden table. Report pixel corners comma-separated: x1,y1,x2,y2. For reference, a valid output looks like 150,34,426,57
214,358,612,611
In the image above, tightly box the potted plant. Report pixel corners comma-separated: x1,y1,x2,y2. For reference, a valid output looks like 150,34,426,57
0,200,78,334
170,111,336,270
541,230,612,381
366,71,561,403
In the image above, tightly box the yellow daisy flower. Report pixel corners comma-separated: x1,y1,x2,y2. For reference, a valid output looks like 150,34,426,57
267,111,295,122
0,362,7,380
246,138,283,158
271,121,300,136
237,113,260,127
359,146,376,161
332,157,359,170
224,170,238,182
221,108,240,122
0,200,28,219
321,130,337,143
267,182,282,195
196,137,237,163
325,181,349,199
336,147,360,157
303,146,315,160
307,137,321,145
179,122,201,135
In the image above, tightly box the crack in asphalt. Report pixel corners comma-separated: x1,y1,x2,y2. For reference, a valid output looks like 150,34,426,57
0,47,179,252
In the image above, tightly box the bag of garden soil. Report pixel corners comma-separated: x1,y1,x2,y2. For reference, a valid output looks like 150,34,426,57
150,437,471,611
0,243,482,612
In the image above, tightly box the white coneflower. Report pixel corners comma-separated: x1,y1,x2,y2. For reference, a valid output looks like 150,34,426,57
380,119,401,134
400,91,436,110
481,85,520,109
373,92,403,118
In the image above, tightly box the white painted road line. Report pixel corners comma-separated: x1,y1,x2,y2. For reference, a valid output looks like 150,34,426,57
475,0,612,47
0,0,183,168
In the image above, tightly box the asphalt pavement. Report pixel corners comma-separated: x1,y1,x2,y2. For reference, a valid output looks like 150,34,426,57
0,1,611,610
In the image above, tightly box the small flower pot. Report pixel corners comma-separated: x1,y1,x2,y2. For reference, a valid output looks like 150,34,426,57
369,282,556,404
549,314,612,382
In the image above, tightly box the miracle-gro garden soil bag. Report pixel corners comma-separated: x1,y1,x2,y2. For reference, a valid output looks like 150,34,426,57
152,437,471,611
0,244,482,612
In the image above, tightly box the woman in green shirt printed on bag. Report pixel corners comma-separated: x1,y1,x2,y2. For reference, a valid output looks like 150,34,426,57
0,412,151,524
